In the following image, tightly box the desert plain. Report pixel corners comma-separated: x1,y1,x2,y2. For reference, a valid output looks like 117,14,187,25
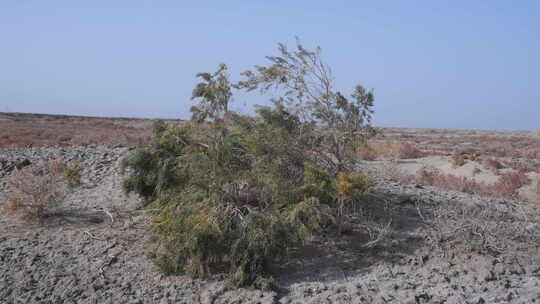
1,112,540,304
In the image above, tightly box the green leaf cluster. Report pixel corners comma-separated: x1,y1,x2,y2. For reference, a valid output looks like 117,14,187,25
123,112,335,288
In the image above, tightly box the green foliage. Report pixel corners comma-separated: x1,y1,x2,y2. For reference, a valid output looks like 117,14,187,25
190,63,232,123
152,119,168,136
300,162,336,206
121,125,192,205
236,40,375,173
123,41,378,290
228,211,296,288
123,114,333,288
287,197,333,239
152,202,233,277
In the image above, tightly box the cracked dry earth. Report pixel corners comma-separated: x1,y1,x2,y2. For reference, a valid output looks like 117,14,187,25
1,145,540,303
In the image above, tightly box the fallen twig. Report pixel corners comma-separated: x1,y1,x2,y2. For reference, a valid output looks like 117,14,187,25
83,230,104,241
102,209,114,226
361,219,392,248
98,253,119,279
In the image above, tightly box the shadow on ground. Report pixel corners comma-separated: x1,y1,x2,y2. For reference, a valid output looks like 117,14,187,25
45,208,107,227
272,189,429,287
0,207,112,236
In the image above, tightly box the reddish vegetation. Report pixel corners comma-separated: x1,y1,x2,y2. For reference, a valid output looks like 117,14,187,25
494,171,529,198
377,128,540,201
0,113,169,148
483,158,503,171
408,167,531,199
502,160,540,174
409,167,491,196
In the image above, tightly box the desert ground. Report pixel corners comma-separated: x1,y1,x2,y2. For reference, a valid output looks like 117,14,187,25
1,113,540,303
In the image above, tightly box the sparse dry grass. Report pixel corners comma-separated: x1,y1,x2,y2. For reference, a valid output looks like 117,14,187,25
356,144,378,161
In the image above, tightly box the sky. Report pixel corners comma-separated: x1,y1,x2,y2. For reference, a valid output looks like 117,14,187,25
1,1,539,130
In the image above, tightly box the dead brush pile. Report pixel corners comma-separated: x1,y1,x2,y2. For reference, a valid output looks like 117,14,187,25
422,197,540,258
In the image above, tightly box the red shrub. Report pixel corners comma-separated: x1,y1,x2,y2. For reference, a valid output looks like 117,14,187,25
483,158,503,171
498,171,529,188
493,171,529,198
494,182,519,198
413,167,491,196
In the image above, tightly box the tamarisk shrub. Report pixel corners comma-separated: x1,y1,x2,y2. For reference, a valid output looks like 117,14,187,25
122,41,377,289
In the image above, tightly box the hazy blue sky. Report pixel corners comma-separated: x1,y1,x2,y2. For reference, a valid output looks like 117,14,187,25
1,1,539,130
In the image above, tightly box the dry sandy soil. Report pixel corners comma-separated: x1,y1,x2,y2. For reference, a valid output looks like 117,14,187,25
1,113,540,303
